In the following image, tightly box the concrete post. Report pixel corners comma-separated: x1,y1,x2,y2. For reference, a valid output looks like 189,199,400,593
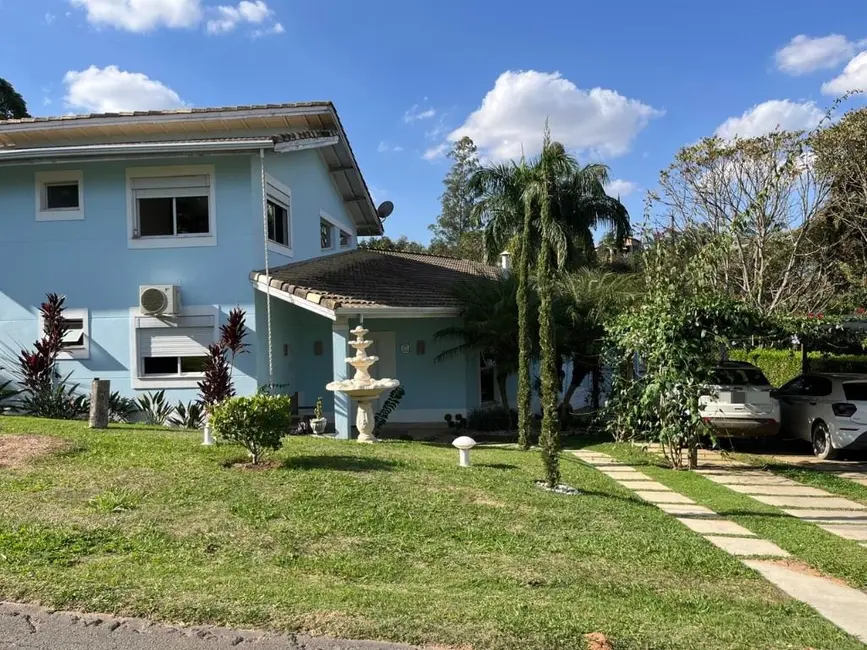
88,378,110,429
332,317,351,440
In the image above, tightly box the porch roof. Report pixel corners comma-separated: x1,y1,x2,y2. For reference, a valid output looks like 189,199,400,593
250,250,500,314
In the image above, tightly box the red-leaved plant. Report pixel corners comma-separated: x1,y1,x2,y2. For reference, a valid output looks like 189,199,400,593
198,308,248,410
18,293,68,392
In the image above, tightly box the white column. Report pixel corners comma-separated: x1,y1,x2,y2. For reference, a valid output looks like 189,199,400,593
332,317,351,439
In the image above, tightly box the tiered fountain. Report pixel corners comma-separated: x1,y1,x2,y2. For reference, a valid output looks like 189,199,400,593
326,325,400,443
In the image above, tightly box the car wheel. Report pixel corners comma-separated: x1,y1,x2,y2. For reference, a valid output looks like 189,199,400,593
811,421,838,460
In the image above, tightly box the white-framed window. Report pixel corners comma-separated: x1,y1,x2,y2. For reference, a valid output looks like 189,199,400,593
130,307,217,389
127,165,217,249
35,170,84,221
320,218,333,250
339,229,352,248
265,174,292,254
38,307,90,360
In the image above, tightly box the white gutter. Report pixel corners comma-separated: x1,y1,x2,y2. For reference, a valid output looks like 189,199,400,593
0,138,276,161
274,136,340,153
251,279,337,321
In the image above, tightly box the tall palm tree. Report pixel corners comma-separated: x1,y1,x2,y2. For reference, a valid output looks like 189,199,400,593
473,125,631,486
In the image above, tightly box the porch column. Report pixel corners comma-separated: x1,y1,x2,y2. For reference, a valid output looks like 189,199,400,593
332,317,351,439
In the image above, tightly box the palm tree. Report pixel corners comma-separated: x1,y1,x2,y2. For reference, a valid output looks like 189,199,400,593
434,275,534,411
472,125,631,486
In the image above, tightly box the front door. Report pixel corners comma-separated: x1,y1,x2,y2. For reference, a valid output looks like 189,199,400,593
366,331,397,410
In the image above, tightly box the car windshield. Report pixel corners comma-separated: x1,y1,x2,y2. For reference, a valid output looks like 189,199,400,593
712,367,770,386
843,382,867,401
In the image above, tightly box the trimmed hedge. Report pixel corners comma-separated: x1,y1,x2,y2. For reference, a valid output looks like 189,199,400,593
729,348,867,387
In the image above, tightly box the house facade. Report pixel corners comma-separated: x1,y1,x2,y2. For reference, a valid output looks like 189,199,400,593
0,103,503,437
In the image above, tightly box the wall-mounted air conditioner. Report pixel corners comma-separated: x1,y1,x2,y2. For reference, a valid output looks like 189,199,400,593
139,285,181,316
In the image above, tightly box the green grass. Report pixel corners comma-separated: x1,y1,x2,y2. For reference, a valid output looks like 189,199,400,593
595,443,867,592
0,418,863,650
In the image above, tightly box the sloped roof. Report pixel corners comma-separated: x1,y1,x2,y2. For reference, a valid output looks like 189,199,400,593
250,250,500,311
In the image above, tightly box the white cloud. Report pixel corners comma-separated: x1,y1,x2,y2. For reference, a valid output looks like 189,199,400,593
251,21,283,37
822,51,867,95
377,141,404,153
435,70,662,163
404,104,436,123
775,34,861,75
422,143,449,161
605,179,638,197
714,99,824,139
68,0,202,32
63,65,185,113
206,1,278,35
45,12,56,24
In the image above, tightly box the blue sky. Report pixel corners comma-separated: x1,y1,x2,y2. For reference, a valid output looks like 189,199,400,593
2,0,867,244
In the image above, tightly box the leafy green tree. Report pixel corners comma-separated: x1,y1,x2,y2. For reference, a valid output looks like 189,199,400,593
359,235,427,253
434,275,534,411
0,78,30,120
429,137,484,260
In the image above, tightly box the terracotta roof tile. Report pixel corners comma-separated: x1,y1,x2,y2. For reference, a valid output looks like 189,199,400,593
250,250,500,310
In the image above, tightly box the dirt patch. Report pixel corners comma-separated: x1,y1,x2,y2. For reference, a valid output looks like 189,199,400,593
585,632,613,650
229,460,282,471
0,434,71,469
764,559,850,587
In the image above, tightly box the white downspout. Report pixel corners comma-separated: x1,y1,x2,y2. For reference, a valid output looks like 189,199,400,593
260,148,274,388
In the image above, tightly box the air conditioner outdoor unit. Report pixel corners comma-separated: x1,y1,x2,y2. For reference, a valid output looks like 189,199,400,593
139,285,180,316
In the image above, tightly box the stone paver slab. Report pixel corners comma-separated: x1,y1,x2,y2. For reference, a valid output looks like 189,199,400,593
784,509,867,522
598,469,643,479
725,484,829,497
817,525,867,542
704,535,790,557
701,474,796,486
656,503,717,516
615,480,673,491
745,560,867,642
676,517,756,536
753,495,866,510
635,491,695,504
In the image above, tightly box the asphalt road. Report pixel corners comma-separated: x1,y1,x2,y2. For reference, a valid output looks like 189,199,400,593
0,603,422,650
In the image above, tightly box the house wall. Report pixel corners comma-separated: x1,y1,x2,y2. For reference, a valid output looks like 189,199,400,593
0,147,359,403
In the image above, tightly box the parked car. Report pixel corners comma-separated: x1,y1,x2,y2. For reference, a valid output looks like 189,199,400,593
773,373,867,459
699,362,780,438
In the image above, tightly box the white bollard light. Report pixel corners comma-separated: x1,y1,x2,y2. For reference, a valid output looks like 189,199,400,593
202,422,215,446
452,436,477,467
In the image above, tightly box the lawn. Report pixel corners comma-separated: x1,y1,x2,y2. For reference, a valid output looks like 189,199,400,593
0,418,863,650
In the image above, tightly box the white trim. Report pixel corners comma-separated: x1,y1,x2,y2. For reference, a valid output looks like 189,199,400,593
129,305,219,390
264,173,293,255
35,170,84,221
38,307,90,360
126,164,217,250
2,139,276,162
251,279,337,320
274,136,339,153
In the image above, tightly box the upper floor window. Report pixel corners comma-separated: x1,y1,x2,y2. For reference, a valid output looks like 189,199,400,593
265,175,292,252
339,229,352,248
39,307,89,360
320,219,333,250
35,170,84,221
127,166,216,249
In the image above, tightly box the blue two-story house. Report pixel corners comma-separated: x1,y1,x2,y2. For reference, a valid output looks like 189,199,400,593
0,103,503,437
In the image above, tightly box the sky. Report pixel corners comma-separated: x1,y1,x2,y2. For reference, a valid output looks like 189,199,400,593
2,0,867,245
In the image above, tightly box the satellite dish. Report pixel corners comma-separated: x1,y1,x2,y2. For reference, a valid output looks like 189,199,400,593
376,200,394,220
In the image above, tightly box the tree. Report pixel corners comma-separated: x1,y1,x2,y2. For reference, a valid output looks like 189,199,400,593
652,133,834,315
429,137,484,260
359,235,427,253
0,78,30,120
434,275,534,410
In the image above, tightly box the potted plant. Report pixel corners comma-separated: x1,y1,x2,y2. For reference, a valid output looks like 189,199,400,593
311,396,327,434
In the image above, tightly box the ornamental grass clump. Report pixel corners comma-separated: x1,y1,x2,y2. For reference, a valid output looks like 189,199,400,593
210,393,293,465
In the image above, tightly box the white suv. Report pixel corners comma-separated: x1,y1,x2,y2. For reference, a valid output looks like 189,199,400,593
699,362,780,438
773,373,867,459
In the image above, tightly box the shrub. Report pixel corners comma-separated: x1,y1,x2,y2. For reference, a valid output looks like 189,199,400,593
19,377,89,420
169,401,205,429
467,405,515,432
199,309,249,411
108,392,139,423
136,390,173,426
210,393,293,464
374,386,404,434
314,396,324,420
729,348,867,387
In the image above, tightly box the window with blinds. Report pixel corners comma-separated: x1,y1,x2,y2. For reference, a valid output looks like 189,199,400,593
266,181,291,248
131,174,211,238
136,315,214,378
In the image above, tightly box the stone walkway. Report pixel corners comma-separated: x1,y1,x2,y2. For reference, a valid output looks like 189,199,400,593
573,450,867,643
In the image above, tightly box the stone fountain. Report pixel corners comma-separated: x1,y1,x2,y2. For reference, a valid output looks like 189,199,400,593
326,325,400,443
